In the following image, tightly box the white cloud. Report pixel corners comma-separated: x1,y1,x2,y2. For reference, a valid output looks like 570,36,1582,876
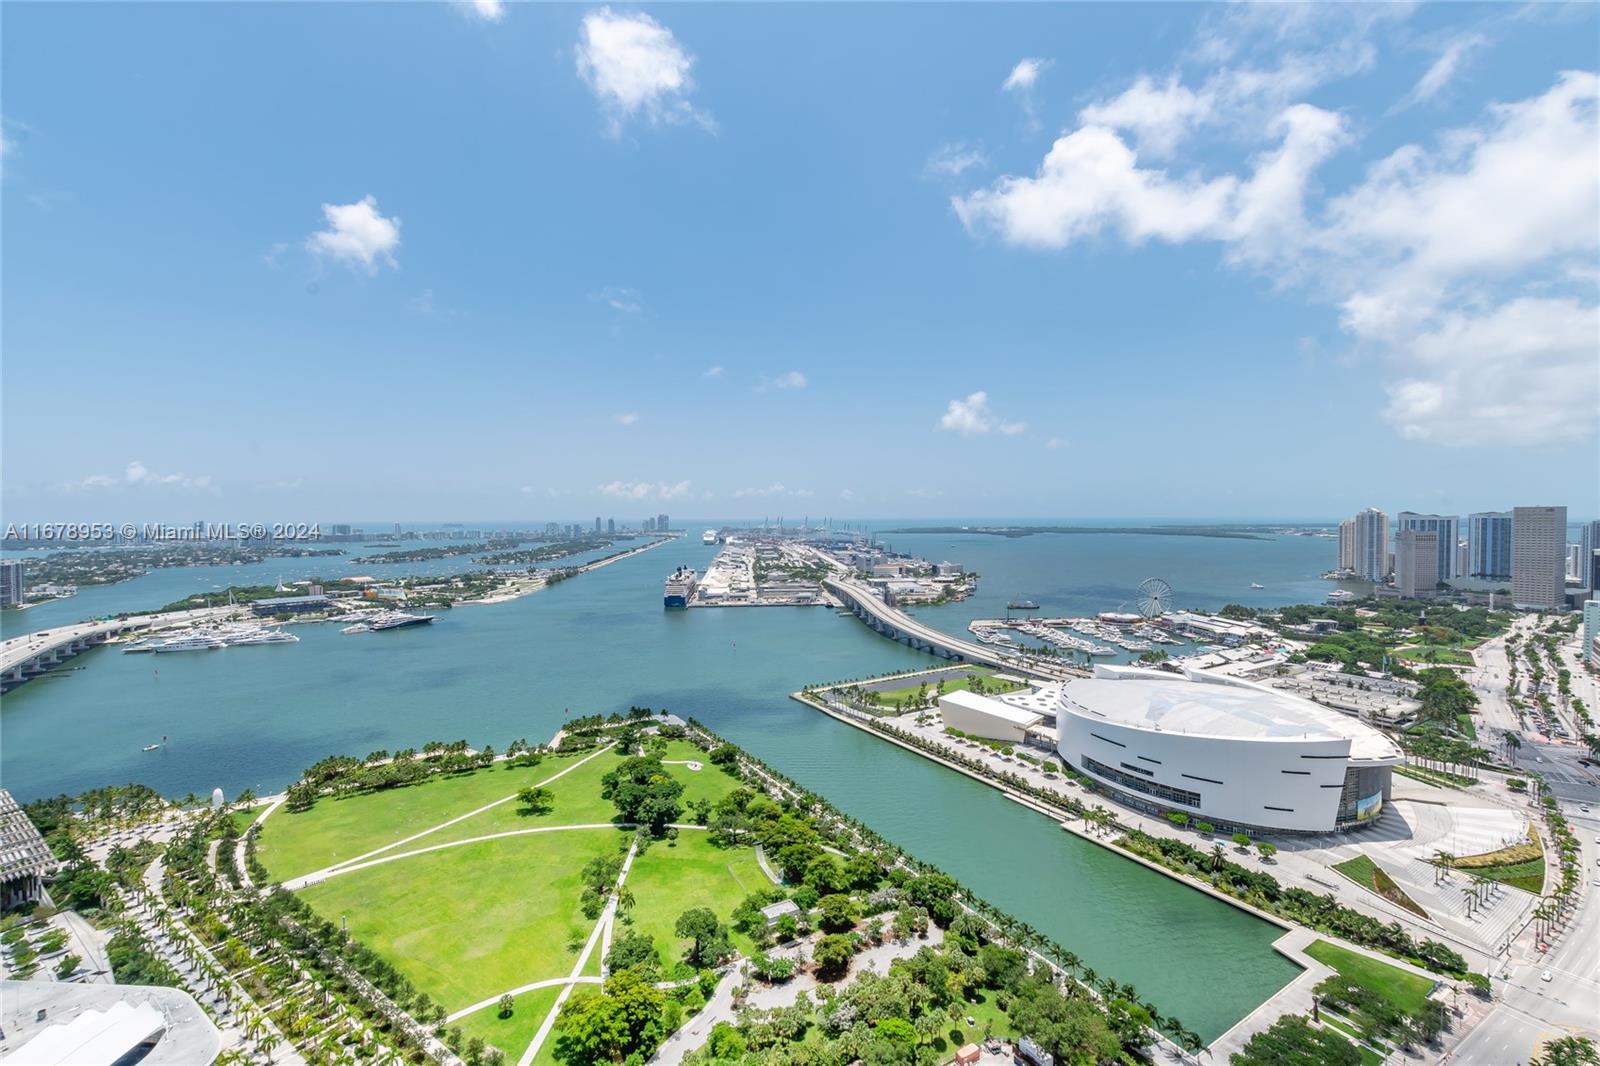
1382,298,1598,446
774,370,807,390
459,0,504,22
905,487,945,499
938,392,1026,437
76,460,213,492
597,479,693,500
925,142,988,179
613,412,639,425
593,286,643,314
1045,437,1068,450
576,8,711,135
955,70,1600,449
1002,58,1050,93
1079,75,1214,159
306,195,401,273
1397,33,1486,110
702,365,724,378
734,483,790,498
952,125,1238,249
839,489,857,501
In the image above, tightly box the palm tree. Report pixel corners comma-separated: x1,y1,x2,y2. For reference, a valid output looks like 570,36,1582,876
1209,844,1227,872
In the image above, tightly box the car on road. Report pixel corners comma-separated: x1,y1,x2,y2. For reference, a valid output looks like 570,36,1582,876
1541,970,1553,982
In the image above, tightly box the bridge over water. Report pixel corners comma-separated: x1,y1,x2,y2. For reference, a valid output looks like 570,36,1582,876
822,575,1085,682
1,608,230,692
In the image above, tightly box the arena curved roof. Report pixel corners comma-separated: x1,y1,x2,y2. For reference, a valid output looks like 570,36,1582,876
1057,666,1402,763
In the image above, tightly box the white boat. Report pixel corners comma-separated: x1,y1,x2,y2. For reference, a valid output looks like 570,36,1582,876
701,529,718,545
226,627,299,646
151,634,226,653
142,743,161,752
1250,582,1265,589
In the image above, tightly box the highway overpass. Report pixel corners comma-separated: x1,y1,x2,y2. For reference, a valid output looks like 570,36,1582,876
822,576,1083,682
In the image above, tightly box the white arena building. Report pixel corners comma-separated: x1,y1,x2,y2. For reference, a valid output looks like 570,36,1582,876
1056,666,1403,833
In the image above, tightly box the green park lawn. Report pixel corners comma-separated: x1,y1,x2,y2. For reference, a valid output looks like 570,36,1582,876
620,831,771,965
414,749,629,848
657,739,743,809
1304,939,1436,1017
1460,858,1545,893
298,827,628,1012
455,983,565,1062
257,749,613,880
876,669,1024,709
228,807,263,834
1395,644,1476,666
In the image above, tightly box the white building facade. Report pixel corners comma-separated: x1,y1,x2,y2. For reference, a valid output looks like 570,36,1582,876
1351,508,1390,582
1055,667,1401,834
1512,505,1567,609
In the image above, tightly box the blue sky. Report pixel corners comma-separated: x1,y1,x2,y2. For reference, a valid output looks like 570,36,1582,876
3,2,1596,523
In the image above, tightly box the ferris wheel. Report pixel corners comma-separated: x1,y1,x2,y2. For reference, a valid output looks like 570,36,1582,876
1134,577,1174,619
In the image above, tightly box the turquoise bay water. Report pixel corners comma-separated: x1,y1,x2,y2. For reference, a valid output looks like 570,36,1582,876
1,529,1316,1040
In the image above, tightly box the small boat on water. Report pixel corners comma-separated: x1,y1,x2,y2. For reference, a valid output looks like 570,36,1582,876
142,744,160,752
1249,582,1265,589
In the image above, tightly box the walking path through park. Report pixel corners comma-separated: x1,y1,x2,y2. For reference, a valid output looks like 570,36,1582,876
444,976,604,1024
261,744,616,887
283,822,709,891
517,836,643,1066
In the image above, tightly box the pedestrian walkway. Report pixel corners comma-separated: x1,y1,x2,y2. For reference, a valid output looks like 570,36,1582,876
517,837,642,1066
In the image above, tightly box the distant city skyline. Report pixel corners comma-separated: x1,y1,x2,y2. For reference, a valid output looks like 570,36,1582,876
3,3,1596,521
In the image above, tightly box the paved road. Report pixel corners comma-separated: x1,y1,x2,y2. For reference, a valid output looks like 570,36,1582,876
1450,804,1600,1063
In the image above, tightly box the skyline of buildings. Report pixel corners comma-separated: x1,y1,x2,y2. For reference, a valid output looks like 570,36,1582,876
1337,503,1594,608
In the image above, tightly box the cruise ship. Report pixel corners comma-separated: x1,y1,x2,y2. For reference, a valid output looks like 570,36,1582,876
701,529,718,545
664,567,698,609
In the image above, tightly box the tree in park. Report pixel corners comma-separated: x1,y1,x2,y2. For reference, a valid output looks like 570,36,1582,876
804,854,850,894
873,1017,919,1053
1230,1014,1360,1066
600,756,683,832
1232,832,1251,849
816,893,858,933
497,993,514,1018
1255,841,1277,861
554,970,666,1066
675,908,732,969
813,933,856,980
902,872,959,926
605,930,659,974
844,851,883,889
775,842,822,884
708,744,739,768
516,786,554,815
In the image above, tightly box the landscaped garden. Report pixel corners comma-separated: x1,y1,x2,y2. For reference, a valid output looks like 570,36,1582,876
1332,854,1430,918
248,711,1199,1066
1436,829,1545,893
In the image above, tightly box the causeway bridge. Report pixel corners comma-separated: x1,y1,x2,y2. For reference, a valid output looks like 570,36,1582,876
1,608,230,693
822,575,1083,682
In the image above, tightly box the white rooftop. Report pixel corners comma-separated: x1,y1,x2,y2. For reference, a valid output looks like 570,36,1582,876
998,684,1063,717
1058,666,1401,763
10,1001,165,1066
939,689,1044,727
